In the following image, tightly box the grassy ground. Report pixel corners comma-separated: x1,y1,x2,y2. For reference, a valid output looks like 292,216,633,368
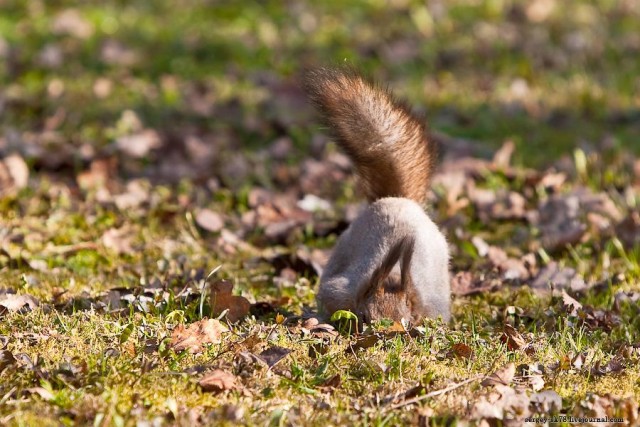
1,0,640,425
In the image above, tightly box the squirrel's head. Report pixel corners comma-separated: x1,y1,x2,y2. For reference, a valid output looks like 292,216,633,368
356,275,423,325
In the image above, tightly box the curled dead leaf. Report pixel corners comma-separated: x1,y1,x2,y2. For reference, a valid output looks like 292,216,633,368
257,346,292,368
482,363,516,387
234,351,269,377
199,369,238,393
350,334,380,351
468,185,527,222
209,280,250,323
309,323,339,339
576,394,638,424
301,317,319,329
0,293,39,315
527,375,545,392
561,290,583,317
243,191,312,244
170,318,228,354
478,242,530,281
501,324,527,351
589,356,625,376
449,343,474,359
537,171,566,191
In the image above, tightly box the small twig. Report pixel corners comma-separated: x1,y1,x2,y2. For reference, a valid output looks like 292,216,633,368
206,265,223,280
0,386,17,405
385,374,485,411
45,242,99,255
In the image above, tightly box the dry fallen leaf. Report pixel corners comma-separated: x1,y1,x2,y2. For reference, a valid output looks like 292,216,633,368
195,209,225,233
501,324,527,351
468,185,527,222
234,351,269,377
537,171,566,191
528,188,621,251
576,394,638,424
301,317,319,329
0,293,39,314
561,290,583,317
530,390,562,413
257,346,292,368
170,318,228,354
309,323,339,339
530,262,586,293
527,374,545,392
478,243,530,281
101,227,134,255
209,280,251,323
116,129,161,158
615,211,640,249
470,384,531,421
450,271,498,296
242,191,313,244
482,363,515,387
113,180,150,210
492,140,515,169
76,157,117,191
2,154,29,190
318,374,341,390
589,356,625,376
351,334,380,351
0,349,17,371
450,343,474,359
25,387,55,401
198,369,238,393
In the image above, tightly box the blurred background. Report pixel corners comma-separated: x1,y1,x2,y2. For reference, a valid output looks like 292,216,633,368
1,0,639,190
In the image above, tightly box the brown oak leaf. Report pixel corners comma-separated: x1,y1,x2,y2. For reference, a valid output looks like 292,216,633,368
170,318,228,354
209,280,251,322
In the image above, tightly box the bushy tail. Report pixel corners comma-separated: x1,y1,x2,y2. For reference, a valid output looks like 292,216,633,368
303,67,436,203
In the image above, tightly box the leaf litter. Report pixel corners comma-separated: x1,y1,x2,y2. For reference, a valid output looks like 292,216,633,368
4,133,640,425
170,318,228,354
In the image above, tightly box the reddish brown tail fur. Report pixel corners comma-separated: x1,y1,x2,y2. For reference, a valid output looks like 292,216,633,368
303,67,436,204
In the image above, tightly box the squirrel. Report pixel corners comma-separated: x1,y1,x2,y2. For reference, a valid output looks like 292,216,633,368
303,67,451,324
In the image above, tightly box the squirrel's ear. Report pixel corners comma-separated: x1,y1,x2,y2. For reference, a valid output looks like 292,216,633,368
358,236,413,301
399,236,416,291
